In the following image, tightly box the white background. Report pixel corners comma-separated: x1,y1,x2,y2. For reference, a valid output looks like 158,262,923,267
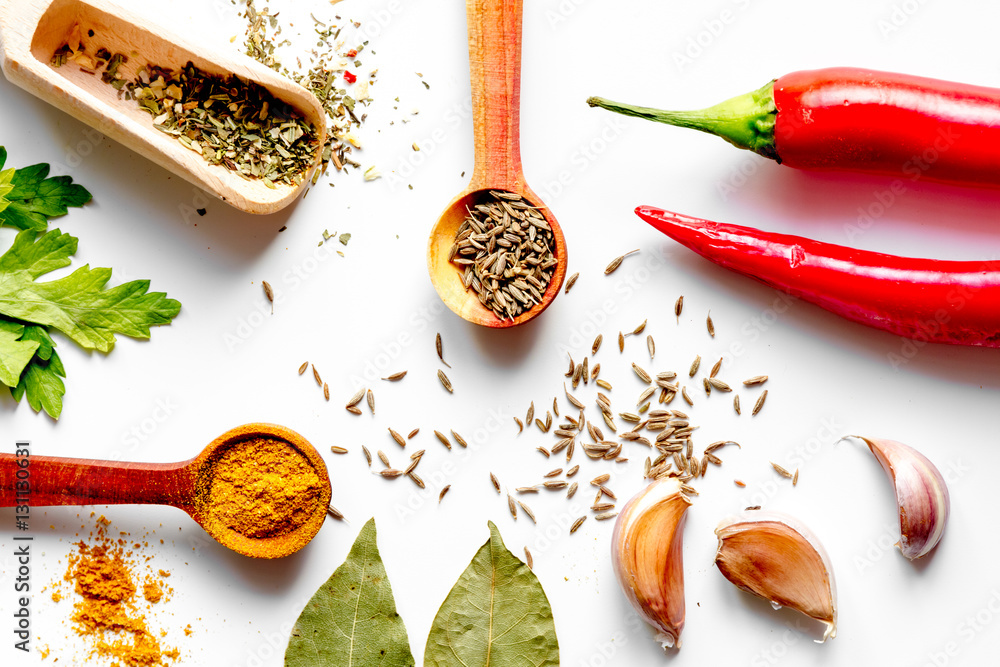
2,0,1000,665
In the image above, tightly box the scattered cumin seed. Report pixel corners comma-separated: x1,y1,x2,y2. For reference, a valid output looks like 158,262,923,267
565,272,579,293
404,458,419,475
793,469,800,486
689,355,701,377
367,389,375,414
451,430,468,448
604,249,638,275
327,504,344,521
618,331,625,352
591,503,615,512
595,511,619,521
517,486,539,494
323,382,330,401
382,371,408,381
596,379,612,391
439,485,451,502
707,311,715,337
543,480,568,490
632,319,647,335
710,358,723,378
329,446,348,454
632,363,652,384
682,387,693,406
508,494,517,519
362,446,372,466
544,468,563,478
435,333,451,368
647,335,655,359
567,482,578,498
552,397,559,417
570,516,586,534
378,450,391,467
537,446,551,457
771,461,793,478
709,377,732,392
524,547,533,569
518,501,537,523
746,505,762,511
591,363,600,380
380,469,403,479
490,472,501,493
409,472,425,488
526,401,535,425
437,369,453,393
346,406,362,415
434,430,452,450
743,375,768,386
592,334,603,355
752,389,768,416
703,378,712,395
388,428,406,447
262,281,274,311
298,361,308,375
514,417,524,433
734,479,746,488
675,295,684,321
600,485,616,500
312,364,322,387
734,394,741,415
591,473,610,487
566,465,579,477
346,388,365,408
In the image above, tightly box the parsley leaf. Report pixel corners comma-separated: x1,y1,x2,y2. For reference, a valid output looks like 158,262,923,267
0,147,92,232
0,319,39,387
7,323,66,420
0,229,181,353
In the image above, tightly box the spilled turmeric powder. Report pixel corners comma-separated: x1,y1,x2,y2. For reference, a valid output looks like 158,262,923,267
53,516,178,666
201,436,322,539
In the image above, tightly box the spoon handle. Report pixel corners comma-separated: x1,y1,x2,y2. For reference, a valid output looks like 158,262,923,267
466,0,525,192
0,453,196,508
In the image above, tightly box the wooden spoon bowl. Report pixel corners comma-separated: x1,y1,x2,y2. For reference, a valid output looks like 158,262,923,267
427,0,567,328
0,0,327,214
0,423,332,559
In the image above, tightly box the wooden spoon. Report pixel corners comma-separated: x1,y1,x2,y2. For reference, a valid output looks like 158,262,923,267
0,0,327,214
427,0,567,328
0,423,332,559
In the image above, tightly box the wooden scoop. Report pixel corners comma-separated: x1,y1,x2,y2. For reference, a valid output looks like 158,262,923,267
427,0,567,328
0,423,332,559
0,0,327,214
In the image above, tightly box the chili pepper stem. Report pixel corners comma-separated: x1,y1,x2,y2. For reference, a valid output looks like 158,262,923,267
587,80,779,161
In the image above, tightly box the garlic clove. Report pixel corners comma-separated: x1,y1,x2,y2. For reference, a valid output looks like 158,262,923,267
856,436,950,560
715,511,837,642
611,477,692,650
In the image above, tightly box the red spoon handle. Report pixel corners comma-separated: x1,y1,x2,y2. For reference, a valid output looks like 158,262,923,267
466,0,525,192
0,453,196,508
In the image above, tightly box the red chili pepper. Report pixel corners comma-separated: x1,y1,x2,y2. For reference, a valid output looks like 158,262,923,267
590,68,1000,187
345,49,358,58
635,205,1000,348
344,71,357,84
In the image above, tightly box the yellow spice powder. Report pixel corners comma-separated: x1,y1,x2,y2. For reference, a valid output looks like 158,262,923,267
203,437,322,539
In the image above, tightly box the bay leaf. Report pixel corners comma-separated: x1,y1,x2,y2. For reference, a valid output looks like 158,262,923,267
424,521,559,666
285,518,414,667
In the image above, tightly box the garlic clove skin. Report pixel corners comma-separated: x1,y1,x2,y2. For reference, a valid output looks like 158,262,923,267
857,436,950,560
715,511,837,642
611,477,692,650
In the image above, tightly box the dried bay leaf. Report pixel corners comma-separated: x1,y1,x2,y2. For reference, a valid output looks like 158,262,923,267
285,518,414,667
424,521,559,666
